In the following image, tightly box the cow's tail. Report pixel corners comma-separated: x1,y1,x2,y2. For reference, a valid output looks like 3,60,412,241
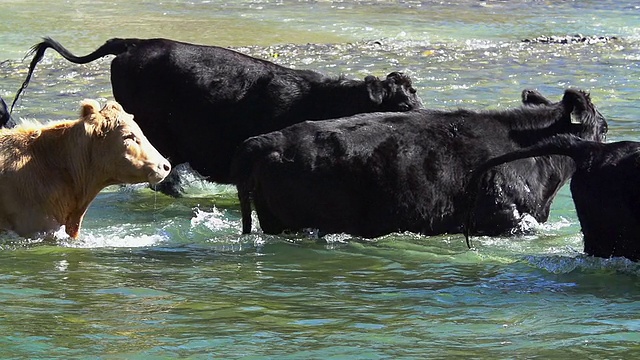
463,134,587,248
12,37,139,113
231,133,285,234
230,135,273,235
230,143,254,234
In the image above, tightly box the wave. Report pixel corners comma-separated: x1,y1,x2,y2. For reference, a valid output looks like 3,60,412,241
523,253,640,276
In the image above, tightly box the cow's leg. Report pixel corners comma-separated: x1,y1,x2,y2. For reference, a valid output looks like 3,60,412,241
252,192,286,235
237,182,253,234
257,213,286,234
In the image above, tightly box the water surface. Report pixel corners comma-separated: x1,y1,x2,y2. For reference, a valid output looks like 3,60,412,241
0,1,639,358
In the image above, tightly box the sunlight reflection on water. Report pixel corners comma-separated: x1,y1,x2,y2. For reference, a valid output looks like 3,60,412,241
0,0,639,358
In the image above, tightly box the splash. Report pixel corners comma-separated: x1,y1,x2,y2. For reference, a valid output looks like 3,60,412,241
536,216,573,232
60,225,168,248
190,206,240,232
0,224,170,249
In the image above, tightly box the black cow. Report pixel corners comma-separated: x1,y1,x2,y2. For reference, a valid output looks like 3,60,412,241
230,89,607,238
465,134,639,261
13,37,423,196
0,97,15,128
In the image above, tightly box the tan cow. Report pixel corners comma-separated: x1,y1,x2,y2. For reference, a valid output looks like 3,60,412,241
0,99,171,238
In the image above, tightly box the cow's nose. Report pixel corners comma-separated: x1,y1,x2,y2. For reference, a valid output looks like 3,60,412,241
162,162,171,172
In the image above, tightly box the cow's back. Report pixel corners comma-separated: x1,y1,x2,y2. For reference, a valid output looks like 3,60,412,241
247,110,524,236
109,39,326,183
111,39,321,117
0,129,51,234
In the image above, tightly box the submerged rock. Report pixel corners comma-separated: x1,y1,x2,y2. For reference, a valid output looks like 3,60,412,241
522,34,618,44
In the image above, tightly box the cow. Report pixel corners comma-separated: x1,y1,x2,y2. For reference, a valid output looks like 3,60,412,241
0,99,171,239
13,37,423,197
230,88,607,238
0,96,15,128
464,134,639,261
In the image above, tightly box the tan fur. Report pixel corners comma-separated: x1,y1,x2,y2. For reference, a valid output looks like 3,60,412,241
0,99,171,239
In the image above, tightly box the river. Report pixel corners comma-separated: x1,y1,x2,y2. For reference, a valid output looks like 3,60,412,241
0,0,639,358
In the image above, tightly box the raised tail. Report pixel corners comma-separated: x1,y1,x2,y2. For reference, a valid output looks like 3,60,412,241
463,134,589,248
11,37,139,113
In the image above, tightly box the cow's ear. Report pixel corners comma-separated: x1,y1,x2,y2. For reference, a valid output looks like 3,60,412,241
80,99,111,136
385,72,412,87
364,75,379,83
79,99,101,119
561,89,589,124
522,89,552,106
366,77,385,105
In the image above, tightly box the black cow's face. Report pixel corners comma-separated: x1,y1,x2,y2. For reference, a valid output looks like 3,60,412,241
561,89,608,142
365,72,423,111
521,89,608,143
589,107,608,142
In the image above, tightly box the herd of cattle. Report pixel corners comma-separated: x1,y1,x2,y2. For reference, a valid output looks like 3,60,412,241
1,37,637,261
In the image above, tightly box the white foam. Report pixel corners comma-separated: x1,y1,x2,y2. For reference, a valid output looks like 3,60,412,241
190,206,240,232
66,233,164,249
58,225,168,248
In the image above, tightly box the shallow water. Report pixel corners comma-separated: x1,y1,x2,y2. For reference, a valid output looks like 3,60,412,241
0,1,639,358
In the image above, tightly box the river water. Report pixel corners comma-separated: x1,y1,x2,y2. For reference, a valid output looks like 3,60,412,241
0,0,639,358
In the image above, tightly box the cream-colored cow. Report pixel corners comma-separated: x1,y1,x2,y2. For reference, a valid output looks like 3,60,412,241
0,99,171,238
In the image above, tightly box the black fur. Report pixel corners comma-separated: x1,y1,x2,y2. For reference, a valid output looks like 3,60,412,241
231,89,607,238
14,37,423,196
521,89,553,106
0,97,15,128
465,134,639,261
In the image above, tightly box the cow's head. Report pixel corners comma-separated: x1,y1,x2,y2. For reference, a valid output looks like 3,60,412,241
517,89,608,143
365,72,423,111
560,89,608,143
81,99,171,185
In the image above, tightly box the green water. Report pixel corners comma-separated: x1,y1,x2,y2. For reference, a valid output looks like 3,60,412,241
0,1,639,358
